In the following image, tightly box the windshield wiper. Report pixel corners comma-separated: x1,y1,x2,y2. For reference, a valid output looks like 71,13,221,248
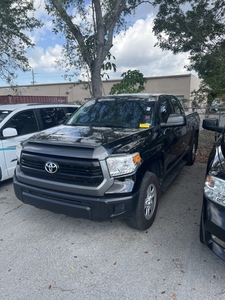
100,124,126,128
66,122,130,128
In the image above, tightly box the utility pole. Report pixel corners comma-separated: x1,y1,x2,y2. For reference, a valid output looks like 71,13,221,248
31,69,37,85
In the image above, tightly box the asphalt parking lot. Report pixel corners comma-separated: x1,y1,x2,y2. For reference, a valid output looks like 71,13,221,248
1,163,225,300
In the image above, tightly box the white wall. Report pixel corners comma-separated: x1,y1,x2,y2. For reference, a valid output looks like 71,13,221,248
0,73,201,103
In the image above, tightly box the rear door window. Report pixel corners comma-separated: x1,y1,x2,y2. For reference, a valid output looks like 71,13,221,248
39,107,67,129
66,107,79,114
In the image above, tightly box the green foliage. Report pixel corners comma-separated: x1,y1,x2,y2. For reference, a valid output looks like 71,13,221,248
110,70,147,94
0,0,42,85
153,0,225,98
193,42,225,97
45,0,151,97
100,52,117,82
191,82,217,107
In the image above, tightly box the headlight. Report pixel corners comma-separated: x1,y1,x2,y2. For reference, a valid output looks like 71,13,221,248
106,153,141,177
204,175,225,207
16,142,23,162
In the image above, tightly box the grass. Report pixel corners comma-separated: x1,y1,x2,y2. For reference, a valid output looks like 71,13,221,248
196,130,216,163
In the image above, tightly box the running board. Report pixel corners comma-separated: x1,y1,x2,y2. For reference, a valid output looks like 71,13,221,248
161,160,186,193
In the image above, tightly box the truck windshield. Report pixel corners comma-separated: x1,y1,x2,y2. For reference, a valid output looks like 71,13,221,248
0,110,12,123
66,98,155,129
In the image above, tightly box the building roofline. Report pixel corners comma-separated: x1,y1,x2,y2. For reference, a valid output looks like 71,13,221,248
0,73,197,89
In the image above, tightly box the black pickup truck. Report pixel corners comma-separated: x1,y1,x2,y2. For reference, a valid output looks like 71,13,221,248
13,94,200,230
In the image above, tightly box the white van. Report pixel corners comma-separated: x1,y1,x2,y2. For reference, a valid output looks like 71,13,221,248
0,103,80,182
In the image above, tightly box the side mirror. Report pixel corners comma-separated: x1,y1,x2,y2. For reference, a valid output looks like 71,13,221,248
161,114,186,127
202,118,223,133
2,127,18,137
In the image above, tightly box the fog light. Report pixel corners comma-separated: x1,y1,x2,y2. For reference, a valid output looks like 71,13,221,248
114,203,126,215
212,234,225,248
106,179,134,194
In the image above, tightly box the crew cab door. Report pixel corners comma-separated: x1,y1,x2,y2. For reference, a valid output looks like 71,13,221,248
1,110,39,180
159,96,186,172
170,96,189,154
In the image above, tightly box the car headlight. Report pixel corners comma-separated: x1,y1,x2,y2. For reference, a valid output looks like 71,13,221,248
16,142,23,162
204,175,225,207
106,153,141,177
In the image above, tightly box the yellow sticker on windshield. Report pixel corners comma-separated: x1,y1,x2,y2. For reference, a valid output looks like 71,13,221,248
139,123,150,128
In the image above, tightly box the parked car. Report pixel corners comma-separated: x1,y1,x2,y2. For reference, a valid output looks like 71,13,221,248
14,94,200,230
0,103,80,182
209,100,225,113
200,118,225,260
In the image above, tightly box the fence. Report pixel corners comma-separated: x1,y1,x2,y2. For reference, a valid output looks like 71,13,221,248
187,106,225,129
191,107,220,160
0,95,68,104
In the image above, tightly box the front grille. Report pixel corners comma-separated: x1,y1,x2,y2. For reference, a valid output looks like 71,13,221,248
20,152,104,186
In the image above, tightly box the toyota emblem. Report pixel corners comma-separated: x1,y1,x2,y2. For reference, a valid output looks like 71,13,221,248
45,161,59,174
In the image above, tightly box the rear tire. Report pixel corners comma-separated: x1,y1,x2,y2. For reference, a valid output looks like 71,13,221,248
185,136,197,166
126,172,159,230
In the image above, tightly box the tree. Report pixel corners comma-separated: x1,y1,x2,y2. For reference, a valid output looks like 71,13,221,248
76,50,117,96
191,82,222,109
0,0,42,85
45,0,151,97
193,42,225,97
110,70,147,94
152,0,225,97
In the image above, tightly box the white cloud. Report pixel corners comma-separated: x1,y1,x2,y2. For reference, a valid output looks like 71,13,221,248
108,14,192,79
28,5,194,80
33,0,48,18
23,0,57,46
0,8,196,87
28,44,63,72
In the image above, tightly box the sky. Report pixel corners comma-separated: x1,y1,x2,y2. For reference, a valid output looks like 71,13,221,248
0,0,196,87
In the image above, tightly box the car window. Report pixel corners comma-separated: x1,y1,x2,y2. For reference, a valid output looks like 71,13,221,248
170,96,184,114
67,99,155,128
66,107,79,114
0,110,12,123
40,107,67,129
3,109,38,136
159,97,173,123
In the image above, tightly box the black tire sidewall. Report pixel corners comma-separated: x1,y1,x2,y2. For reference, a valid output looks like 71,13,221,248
134,172,159,230
186,137,197,166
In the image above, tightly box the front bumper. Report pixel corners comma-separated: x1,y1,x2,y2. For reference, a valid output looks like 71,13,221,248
201,195,225,260
13,174,140,222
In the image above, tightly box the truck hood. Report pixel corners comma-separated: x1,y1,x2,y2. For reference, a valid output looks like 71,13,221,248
28,124,153,154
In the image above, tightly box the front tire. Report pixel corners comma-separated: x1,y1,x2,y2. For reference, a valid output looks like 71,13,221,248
126,172,159,230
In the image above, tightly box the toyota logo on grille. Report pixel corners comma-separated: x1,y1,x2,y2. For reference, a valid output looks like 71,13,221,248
45,161,59,174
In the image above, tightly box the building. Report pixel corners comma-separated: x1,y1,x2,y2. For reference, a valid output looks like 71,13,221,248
0,73,201,105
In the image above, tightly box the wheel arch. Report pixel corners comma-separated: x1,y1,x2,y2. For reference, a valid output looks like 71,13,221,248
135,156,164,193
194,129,199,149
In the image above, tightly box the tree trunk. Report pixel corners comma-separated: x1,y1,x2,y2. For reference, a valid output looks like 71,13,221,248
48,0,150,98
91,60,103,97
